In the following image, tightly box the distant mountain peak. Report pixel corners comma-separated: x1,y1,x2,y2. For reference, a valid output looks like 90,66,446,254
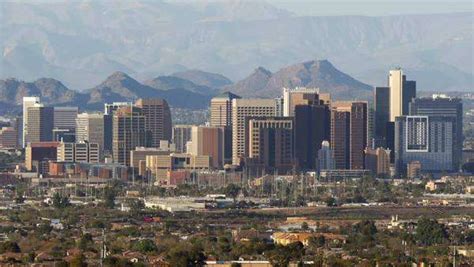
254,67,272,76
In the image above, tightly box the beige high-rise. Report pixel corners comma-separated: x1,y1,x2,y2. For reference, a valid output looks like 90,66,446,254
210,92,241,127
389,69,403,122
282,87,320,117
76,113,105,154
22,97,40,147
231,98,277,165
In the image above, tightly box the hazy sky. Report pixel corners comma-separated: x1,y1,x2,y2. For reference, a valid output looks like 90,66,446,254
270,0,473,16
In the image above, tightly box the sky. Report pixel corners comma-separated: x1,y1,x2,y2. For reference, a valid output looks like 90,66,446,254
269,0,473,16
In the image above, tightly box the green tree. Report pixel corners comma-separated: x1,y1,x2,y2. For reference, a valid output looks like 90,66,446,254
415,217,447,246
166,243,206,267
301,222,309,231
133,239,157,253
52,193,70,209
225,184,241,202
0,241,21,253
69,253,87,267
103,187,116,209
78,233,93,250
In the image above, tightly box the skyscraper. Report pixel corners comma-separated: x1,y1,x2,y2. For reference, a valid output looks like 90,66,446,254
395,115,455,176
374,86,390,144
364,147,391,177
282,87,320,117
388,69,416,122
409,96,463,169
22,96,40,147
173,125,193,153
76,113,105,154
246,117,294,172
53,107,78,131
25,104,54,144
112,106,146,166
231,99,277,165
210,92,241,127
294,104,330,170
135,98,172,147
331,102,368,170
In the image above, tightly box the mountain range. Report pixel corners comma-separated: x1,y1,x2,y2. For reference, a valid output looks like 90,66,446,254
0,1,472,91
0,59,373,113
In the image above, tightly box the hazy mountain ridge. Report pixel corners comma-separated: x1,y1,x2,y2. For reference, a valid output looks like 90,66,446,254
0,59,374,112
0,1,471,91
225,60,372,99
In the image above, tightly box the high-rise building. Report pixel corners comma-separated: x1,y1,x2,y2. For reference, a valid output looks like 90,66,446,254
188,126,225,169
25,104,54,144
246,117,294,172
231,99,277,165
316,140,335,173
294,104,330,170
364,147,391,177
112,106,146,166
210,92,241,127
135,98,172,146
25,142,60,172
57,141,99,163
331,102,368,169
22,97,40,147
374,86,390,143
395,115,455,176
76,113,105,154
53,107,78,131
409,96,463,169
282,87,320,117
173,125,193,153
388,69,416,122
0,127,18,148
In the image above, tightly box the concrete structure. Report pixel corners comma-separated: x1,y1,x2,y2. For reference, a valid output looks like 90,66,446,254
22,96,40,147
409,96,463,169
0,127,18,148
135,98,172,146
76,113,105,154
104,102,132,115
374,86,390,145
282,87,320,117
317,141,335,172
130,147,171,176
231,99,276,165
53,107,78,131
395,115,455,176
172,125,193,153
57,141,99,163
188,126,225,169
113,106,146,166
246,117,294,173
146,153,211,183
364,147,391,177
331,102,368,169
25,104,54,144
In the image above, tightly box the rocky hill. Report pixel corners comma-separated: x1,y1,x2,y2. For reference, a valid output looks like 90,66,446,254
224,60,372,100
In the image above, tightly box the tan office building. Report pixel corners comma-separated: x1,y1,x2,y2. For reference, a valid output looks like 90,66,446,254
282,87,320,117
135,98,172,146
25,105,54,144
187,126,225,169
76,113,105,154
113,106,146,166
231,99,277,165
210,92,241,127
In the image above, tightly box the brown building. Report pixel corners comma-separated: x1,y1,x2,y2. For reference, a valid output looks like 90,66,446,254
130,147,170,176
407,161,422,179
113,106,146,166
246,117,294,173
364,147,391,177
25,105,54,145
25,142,60,172
146,153,211,184
331,102,368,170
135,98,172,147
282,87,320,116
0,127,18,148
210,92,241,127
188,126,225,169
